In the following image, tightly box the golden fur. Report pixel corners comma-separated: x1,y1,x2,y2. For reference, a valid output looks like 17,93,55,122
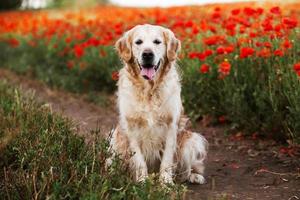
108,24,208,184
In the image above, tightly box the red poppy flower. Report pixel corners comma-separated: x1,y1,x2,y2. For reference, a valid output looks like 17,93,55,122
249,32,257,38
218,61,231,76
256,8,264,15
8,38,19,47
65,37,72,43
231,9,240,15
257,48,271,58
282,40,292,49
244,7,256,16
211,12,221,20
263,42,272,48
111,71,119,81
224,45,234,54
294,63,300,72
188,52,198,59
270,6,281,15
197,52,207,61
74,45,84,58
200,64,210,74
204,49,213,57
255,42,262,47
192,26,199,35
240,47,255,58
185,20,194,28
216,46,225,54
273,49,284,57
282,17,298,29
203,35,225,46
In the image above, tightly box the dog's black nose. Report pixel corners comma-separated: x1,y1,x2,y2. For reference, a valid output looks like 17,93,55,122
142,50,154,64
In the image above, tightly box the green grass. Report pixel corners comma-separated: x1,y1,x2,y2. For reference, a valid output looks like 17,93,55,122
0,80,184,199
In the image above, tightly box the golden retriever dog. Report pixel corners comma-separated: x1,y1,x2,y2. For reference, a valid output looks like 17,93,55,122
108,24,208,184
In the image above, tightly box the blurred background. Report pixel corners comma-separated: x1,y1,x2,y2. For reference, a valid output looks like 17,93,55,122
0,0,297,10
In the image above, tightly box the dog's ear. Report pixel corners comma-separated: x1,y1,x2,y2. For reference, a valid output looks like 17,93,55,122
163,29,181,62
115,31,133,62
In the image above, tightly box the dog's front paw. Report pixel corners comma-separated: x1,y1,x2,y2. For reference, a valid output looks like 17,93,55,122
159,171,174,185
189,173,206,184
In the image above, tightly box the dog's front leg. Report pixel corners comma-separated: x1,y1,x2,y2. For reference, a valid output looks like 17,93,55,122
160,124,177,184
129,137,148,182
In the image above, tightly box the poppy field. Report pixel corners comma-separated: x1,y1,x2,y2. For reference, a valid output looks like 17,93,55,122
0,2,300,143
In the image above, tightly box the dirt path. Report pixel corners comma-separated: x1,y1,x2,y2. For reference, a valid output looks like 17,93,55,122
0,69,117,138
1,69,299,200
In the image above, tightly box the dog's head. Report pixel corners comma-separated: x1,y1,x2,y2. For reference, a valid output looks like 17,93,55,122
115,24,181,81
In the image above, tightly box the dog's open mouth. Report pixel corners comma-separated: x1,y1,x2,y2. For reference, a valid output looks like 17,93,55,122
139,61,160,80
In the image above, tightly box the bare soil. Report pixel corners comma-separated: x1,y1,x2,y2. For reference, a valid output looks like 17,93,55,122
1,68,299,200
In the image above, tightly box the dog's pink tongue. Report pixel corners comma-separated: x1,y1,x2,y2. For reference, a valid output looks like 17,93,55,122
141,67,155,80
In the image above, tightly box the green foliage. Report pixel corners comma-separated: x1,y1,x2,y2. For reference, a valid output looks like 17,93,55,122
0,36,120,93
0,0,21,10
181,34,300,143
0,81,185,199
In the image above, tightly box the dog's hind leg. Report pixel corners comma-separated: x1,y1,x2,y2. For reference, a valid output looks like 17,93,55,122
177,130,208,184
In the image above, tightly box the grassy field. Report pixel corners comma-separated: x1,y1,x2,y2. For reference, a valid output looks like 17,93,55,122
0,3,299,142
0,81,184,199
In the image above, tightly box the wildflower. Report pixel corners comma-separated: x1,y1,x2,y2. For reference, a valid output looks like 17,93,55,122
244,7,256,16
199,64,210,74
273,49,284,57
282,39,292,49
231,9,240,15
249,32,257,38
218,61,231,76
256,8,264,15
192,26,199,35
8,38,19,47
185,20,194,28
188,52,198,59
294,62,300,73
257,48,271,58
270,6,281,15
197,52,207,61
216,46,225,54
255,42,262,47
203,49,213,57
294,63,300,71
74,45,84,58
282,17,298,29
212,12,221,19
263,42,272,48
65,37,72,43
224,45,234,54
203,35,225,46
111,71,119,81
240,47,255,58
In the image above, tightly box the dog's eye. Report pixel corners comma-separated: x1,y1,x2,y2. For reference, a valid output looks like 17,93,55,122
153,39,161,45
135,39,143,45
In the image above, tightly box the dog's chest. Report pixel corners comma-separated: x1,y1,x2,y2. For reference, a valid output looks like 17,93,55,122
128,92,170,128
120,86,178,136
